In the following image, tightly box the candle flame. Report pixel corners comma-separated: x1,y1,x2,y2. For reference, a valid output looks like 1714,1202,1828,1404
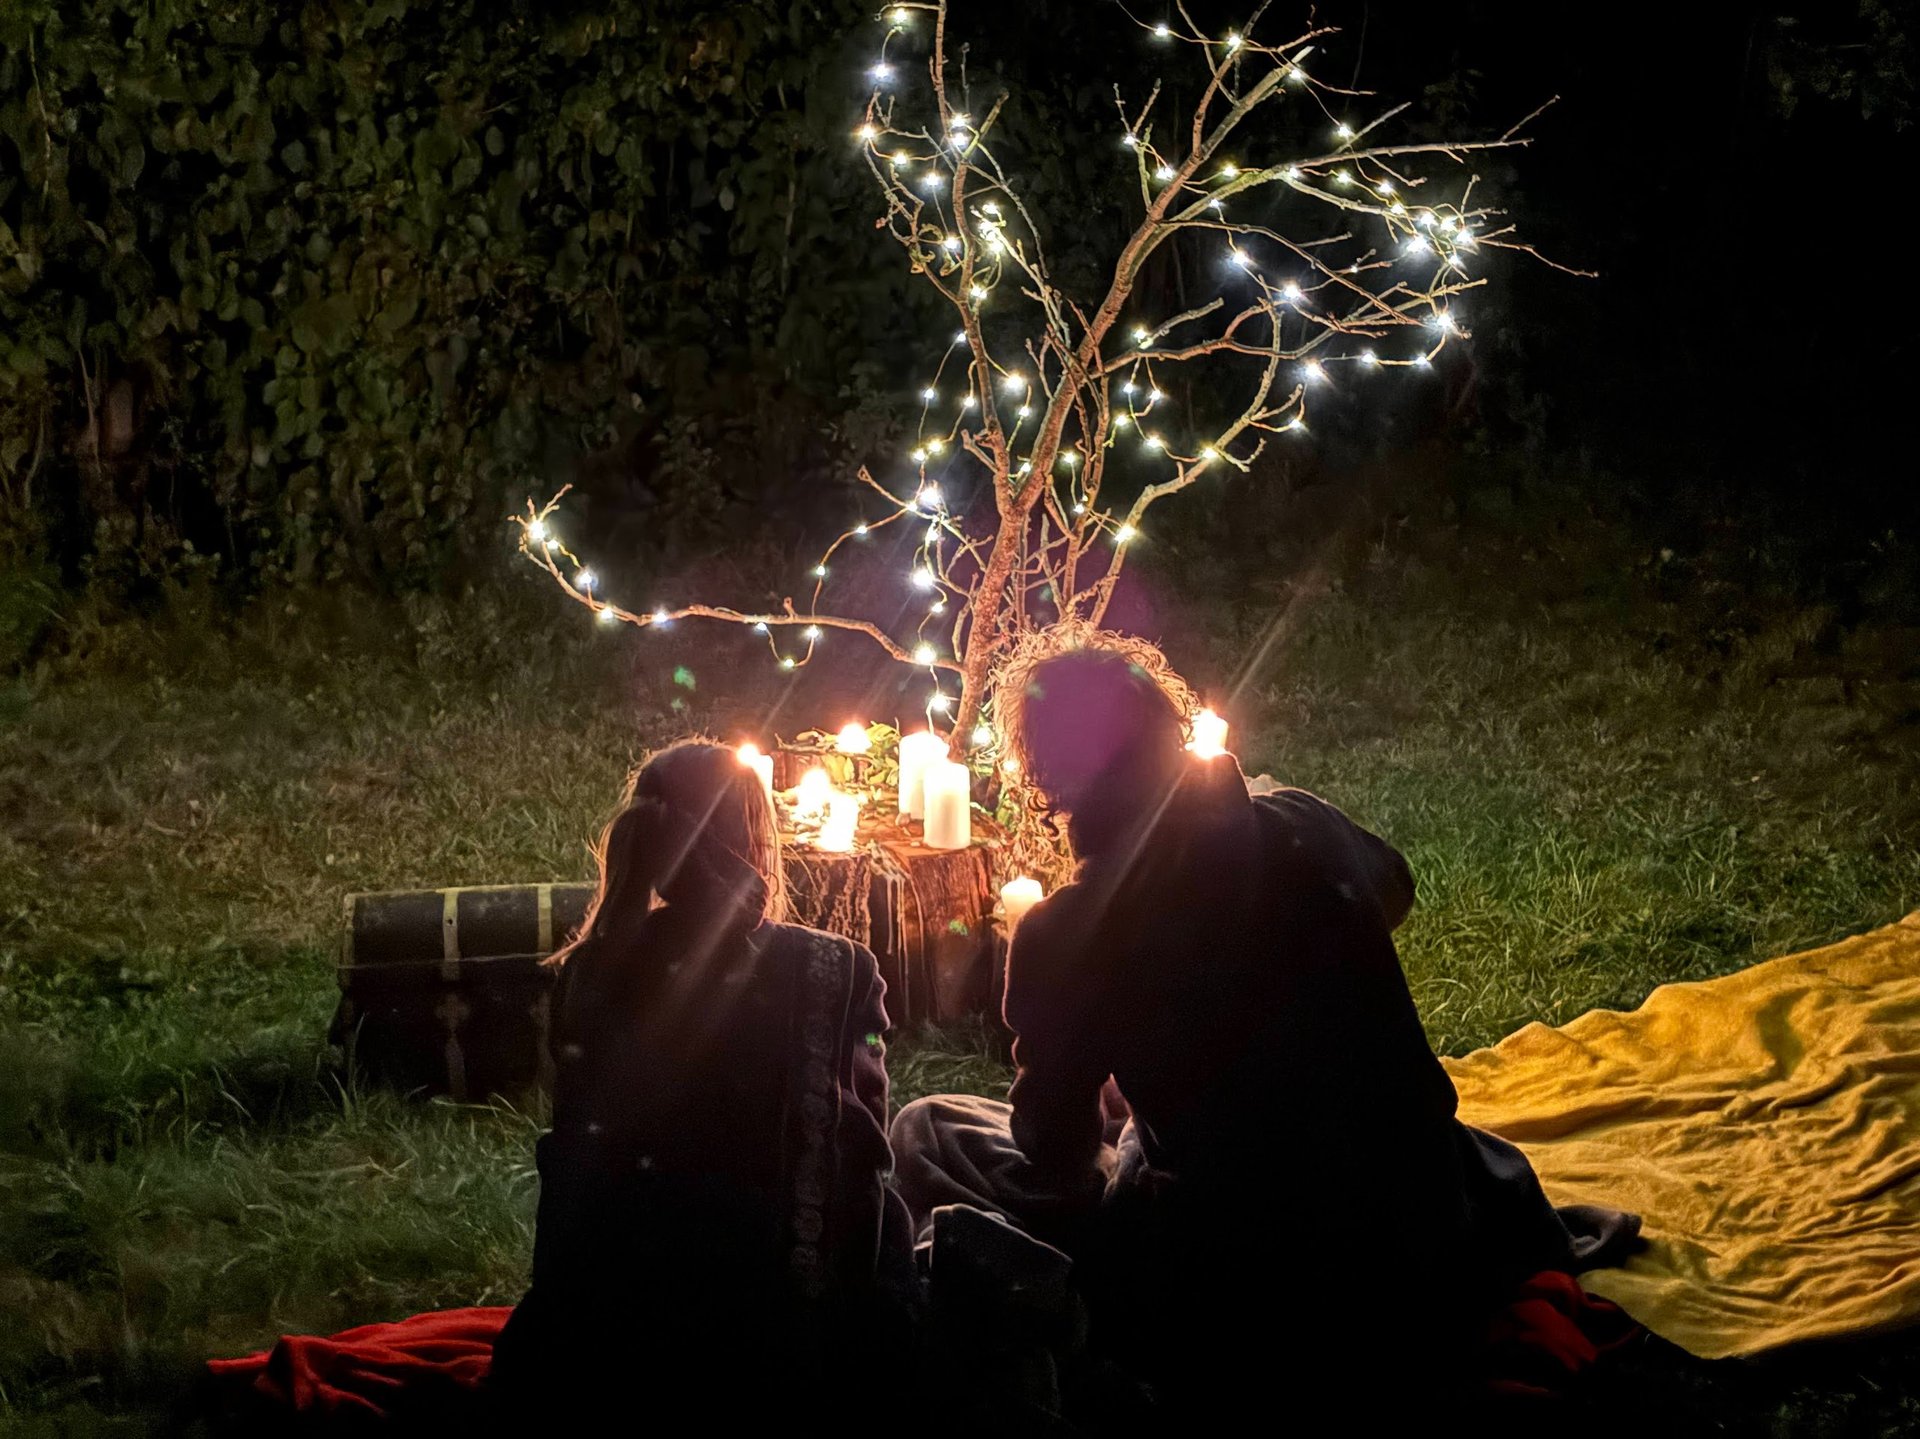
737,742,763,765
1189,708,1230,759
835,723,873,755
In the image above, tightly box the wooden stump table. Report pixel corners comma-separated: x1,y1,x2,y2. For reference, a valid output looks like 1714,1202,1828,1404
332,814,1003,1099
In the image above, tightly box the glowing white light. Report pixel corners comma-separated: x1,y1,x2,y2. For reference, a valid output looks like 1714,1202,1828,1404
1062,450,1080,465
1415,210,1436,229
914,643,937,665
1414,353,1433,368
1284,165,1301,180
890,6,909,21
1376,180,1395,196
1016,405,1032,418
930,599,947,614
969,285,988,301
1210,197,1224,213
573,568,596,591
918,484,944,509
1200,446,1218,462
1122,379,1137,395
1112,414,1130,429
1287,415,1306,431
1440,215,1459,232
651,607,670,624
961,394,978,409
971,723,995,748
812,564,829,578
910,447,928,463
1219,162,1239,179
1003,373,1027,392
781,656,796,669
953,329,969,345
941,234,961,252
1230,247,1252,268
1189,708,1230,758
1153,21,1171,38
1155,164,1175,182
1017,460,1033,474
892,150,909,167
1334,169,1352,186
1148,389,1166,404
817,791,863,852
1360,349,1378,366
921,172,943,190
1133,326,1152,347
911,566,937,590
804,625,822,641
1225,32,1242,49
1143,433,1163,450
597,606,618,625
922,386,938,402
1072,501,1087,514
855,524,870,537
1455,227,1476,247
1281,281,1304,303
1122,133,1139,149
526,518,549,543
929,693,952,713
857,124,877,142
1404,235,1431,255
753,620,769,632
1389,201,1406,216
870,63,893,83
926,437,944,454
796,766,833,823
1302,360,1326,383
1335,123,1354,141
835,723,872,756
1116,523,1138,544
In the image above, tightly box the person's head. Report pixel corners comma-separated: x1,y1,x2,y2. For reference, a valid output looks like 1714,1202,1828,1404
1011,649,1187,834
549,740,785,967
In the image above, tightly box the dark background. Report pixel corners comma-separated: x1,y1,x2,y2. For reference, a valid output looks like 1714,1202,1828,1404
0,0,1912,654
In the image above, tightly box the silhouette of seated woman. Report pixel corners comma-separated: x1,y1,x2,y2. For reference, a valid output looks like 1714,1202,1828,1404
891,650,1638,1415
493,741,914,1423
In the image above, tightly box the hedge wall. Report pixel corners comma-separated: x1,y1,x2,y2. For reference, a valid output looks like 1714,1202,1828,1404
0,0,921,593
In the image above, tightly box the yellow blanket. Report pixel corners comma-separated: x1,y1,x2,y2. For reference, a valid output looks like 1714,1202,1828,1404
1443,910,1920,1359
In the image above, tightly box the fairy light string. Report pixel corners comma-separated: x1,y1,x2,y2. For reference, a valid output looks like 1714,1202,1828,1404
516,1,1580,745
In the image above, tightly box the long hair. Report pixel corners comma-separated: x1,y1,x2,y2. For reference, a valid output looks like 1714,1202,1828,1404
547,741,786,970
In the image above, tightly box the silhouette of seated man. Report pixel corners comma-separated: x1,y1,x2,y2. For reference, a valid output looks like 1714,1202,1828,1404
891,648,1638,1418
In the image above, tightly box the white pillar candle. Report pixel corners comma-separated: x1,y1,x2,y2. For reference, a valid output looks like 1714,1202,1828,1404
1188,707,1229,759
817,791,863,852
898,730,949,818
737,743,775,804
1000,876,1044,928
922,758,971,850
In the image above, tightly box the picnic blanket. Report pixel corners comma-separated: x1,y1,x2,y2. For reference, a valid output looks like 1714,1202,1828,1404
1446,909,1920,1359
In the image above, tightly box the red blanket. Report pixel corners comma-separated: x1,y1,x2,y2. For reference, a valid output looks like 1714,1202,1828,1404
205,1306,508,1431
205,1274,1633,1425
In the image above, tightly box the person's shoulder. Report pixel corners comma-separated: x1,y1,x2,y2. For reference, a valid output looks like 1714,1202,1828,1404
765,920,881,978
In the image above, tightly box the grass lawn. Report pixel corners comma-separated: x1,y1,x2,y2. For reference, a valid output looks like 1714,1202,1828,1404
2,547,1916,1434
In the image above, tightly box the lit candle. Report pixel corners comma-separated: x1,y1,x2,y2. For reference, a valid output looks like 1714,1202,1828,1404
795,766,833,824
836,722,872,755
922,758,971,850
818,791,863,852
898,731,949,818
1189,708,1229,759
737,743,775,803
1000,876,1044,928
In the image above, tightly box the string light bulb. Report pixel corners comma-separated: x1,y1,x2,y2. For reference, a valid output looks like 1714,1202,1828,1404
857,123,877,142
914,643,937,664
911,566,937,590
573,568,596,592
813,564,829,578
526,518,548,543
922,386,938,402
652,607,671,624
918,484,944,509
1335,123,1354,141
1116,523,1138,544
597,606,618,625
1153,21,1171,38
